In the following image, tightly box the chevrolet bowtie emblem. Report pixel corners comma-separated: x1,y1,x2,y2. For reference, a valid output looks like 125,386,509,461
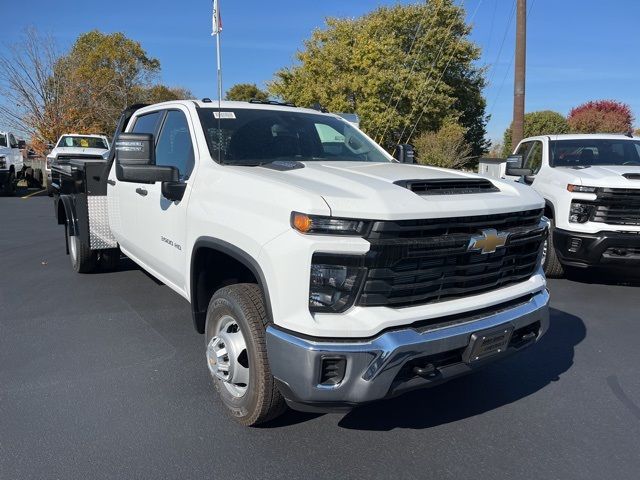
468,229,509,254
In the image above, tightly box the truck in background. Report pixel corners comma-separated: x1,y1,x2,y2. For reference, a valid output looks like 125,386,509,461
47,134,110,194
482,134,640,277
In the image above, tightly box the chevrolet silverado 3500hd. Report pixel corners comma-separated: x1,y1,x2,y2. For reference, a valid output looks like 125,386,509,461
500,134,640,277
53,100,549,426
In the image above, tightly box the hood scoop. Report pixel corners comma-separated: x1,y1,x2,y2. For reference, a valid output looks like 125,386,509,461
623,173,640,180
394,178,499,196
260,160,305,171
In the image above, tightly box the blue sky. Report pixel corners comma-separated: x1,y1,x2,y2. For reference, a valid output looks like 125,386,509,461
1,0,639,144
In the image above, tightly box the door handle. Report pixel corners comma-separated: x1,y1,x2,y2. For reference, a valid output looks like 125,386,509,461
136,187,148,196
107,179,116,186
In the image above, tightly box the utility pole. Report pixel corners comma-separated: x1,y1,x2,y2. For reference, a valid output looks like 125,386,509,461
512,0,526,148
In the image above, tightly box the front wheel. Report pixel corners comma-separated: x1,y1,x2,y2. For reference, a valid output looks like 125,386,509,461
205,284,286,426
543,219,565,278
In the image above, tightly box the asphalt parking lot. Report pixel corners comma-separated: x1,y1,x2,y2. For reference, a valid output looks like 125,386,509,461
1,195,640,480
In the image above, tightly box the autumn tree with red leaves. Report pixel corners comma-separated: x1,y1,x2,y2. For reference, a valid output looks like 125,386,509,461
567,100,634,134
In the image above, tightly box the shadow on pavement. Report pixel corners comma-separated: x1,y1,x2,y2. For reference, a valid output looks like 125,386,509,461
335,307,584,431
565,267,640,287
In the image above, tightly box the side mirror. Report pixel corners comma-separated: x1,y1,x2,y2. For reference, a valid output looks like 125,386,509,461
505,154,533,177
395,144,416,164
116,132,174,183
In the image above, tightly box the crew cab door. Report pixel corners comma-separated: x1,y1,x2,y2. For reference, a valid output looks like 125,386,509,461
108,110,164,257
136,108,196,291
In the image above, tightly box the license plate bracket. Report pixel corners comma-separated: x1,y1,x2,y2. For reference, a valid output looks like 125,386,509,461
463,325,514,364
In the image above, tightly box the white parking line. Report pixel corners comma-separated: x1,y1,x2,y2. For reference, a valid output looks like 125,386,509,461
21,189,46,199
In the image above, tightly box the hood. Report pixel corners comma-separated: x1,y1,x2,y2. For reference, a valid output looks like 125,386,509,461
555,165,640,188
241,161,544,220
49,147,108,159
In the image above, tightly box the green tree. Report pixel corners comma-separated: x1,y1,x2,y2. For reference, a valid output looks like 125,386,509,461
140,85,193,104
413,121,472,169
269,0,488,155
57,30,161,134
502,110,569,156
225,83,269,102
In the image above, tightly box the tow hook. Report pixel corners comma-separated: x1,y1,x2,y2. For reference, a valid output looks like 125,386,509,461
413,363,437,377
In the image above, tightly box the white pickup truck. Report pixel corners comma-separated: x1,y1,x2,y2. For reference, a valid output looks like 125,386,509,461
501,134,640,277
47,134,110,192
53,100,549,426
0,131,24,195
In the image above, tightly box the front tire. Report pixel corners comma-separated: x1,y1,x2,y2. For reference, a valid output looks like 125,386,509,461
543,219,565,278
205,284,286,426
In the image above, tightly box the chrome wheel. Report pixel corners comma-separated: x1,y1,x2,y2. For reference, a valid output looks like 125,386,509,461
206,315,249,398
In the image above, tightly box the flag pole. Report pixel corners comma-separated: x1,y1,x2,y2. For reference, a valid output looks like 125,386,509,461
216,29,222,110
212,0,223,163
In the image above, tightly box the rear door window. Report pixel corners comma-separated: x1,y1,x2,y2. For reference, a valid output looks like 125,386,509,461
132,111,164,136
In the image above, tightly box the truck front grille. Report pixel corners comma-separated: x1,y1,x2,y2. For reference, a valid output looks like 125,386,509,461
591,188,640,226
356,209,545,308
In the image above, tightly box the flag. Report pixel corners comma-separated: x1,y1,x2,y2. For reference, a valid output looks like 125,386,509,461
212,0,222,36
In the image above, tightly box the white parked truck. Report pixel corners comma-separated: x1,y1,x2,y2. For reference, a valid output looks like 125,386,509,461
0,131,24,195
47,134,110,193
497,134,640,277
53,100,550,426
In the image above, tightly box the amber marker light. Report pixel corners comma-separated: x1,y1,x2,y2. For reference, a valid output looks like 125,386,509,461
292,212,313,233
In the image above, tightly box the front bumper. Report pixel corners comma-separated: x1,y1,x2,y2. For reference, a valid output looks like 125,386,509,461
554,228,640,267
266,289,549,411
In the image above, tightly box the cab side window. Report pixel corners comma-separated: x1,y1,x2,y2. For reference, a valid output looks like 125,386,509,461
132,111,163,136
155,110,195,180
524,141,543,173
515,141,532,160
9,134,18,149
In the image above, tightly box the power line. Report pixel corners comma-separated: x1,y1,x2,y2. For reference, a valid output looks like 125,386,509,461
374,0,444,144
400,0,484,148
393,0,470,149
487,0,536,122
484,0,516,91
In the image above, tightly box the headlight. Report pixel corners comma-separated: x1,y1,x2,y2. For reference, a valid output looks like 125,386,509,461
309,254,365,313
567,184,597,193
291,212,369,236
569,202,594,223
0,156,5,168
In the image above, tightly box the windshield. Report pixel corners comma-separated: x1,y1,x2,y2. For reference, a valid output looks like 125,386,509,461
197,108,390,165
550,139,640,167
57,136,108,149
0,135,6,148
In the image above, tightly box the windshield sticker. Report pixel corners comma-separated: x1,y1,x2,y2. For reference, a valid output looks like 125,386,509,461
213,111,236,119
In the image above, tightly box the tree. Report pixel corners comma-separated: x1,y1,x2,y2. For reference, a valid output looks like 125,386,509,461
269,0,488,155
57,30,161,134
413,121,472,169
567,100,634,134
502,110,569,156
139,85,192,104
0,28,72,153
225,83,269,102
0,29,189,150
